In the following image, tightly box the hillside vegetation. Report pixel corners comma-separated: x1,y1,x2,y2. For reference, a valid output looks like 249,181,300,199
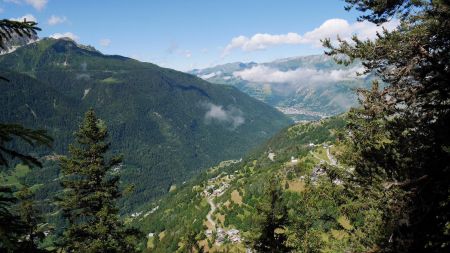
0,38,292,211
132,116,365,252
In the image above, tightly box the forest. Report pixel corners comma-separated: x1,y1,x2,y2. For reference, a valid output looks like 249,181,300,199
1,0,449,252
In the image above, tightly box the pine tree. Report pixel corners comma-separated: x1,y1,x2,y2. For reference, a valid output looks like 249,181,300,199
253,177,291,253
58,109,140,252
323,0,450,251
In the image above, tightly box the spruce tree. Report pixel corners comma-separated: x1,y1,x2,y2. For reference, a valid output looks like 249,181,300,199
58,109,140,252
253,177,290,253
323,0,450,251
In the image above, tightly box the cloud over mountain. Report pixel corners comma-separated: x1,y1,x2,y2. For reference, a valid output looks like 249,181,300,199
203,102,245,129
49,32,79,41
233,65,365,87
223,18,399,56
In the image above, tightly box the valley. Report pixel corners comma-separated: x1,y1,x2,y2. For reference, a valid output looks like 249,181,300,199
190,55,375,121
1,1,447,251
0,38,292,212
133,116,352,252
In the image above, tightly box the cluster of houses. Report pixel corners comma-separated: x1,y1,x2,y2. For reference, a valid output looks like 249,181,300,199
204,181,230,197
214,228,242,244
204,173,236,198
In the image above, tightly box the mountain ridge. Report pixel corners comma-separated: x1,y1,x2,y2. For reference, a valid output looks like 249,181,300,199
189,54,373,121
0,38,292,211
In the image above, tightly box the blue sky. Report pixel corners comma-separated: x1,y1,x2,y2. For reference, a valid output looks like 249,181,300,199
2,0,391,71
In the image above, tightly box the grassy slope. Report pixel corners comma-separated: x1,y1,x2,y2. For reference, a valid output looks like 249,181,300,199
133,116,346,252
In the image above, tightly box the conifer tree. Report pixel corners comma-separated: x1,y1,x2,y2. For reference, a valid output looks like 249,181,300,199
253,177,290,253
0,18,40,81
323,0,450,251
15,186,47,253
0,17,51,253
58,109,140,252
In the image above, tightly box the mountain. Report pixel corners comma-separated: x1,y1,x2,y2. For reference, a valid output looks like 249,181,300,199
131,116,349,252
0,32,38,55
0,38,292,211
190,55,374,121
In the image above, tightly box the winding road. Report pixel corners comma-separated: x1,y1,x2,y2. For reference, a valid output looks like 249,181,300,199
206,197,217,229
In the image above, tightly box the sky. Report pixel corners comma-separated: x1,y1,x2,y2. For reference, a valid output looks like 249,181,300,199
1,0,396,71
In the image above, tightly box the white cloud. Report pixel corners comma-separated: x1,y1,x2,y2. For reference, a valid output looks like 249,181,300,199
223,33,302,56
200,71,221,80
49,32,79,41
233,65,365,86
99,38,111,47
203,102,245,129
0,7,4,13
11,14,37,22
25,0,47,10
47,15,67,25
5,0,47,10
223,18,399,56
300,18,398,46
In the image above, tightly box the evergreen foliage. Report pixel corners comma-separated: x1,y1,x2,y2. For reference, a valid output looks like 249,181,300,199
0,123,52,168
0,186,25,252
0,38,291,211
0,19,40,50
58,109,141,252
0,17,51,253
15,186,48,252
0,18,40,81
253,177,291,253
323,0,450,251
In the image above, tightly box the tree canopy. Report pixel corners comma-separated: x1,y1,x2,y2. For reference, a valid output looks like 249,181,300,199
323,0,450,251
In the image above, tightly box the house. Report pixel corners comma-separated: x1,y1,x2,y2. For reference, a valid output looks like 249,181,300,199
131,211,142,218
268,152,276,161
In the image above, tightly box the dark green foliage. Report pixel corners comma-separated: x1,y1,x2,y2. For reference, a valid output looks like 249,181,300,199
15,186,48,253
0,123,52,167
0,186,24,252
0,17,51,252
0,38,292,211
57,109,141,252
253,177,291,253
324,0,450,251
181,229,204,253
